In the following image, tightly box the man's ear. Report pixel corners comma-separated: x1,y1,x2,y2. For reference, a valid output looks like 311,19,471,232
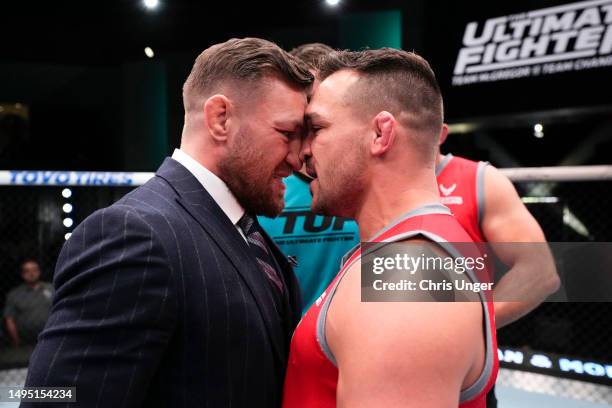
204,95,233,142
439,123,449,146
371,111,396,157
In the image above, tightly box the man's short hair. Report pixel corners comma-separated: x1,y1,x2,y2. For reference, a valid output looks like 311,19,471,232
289,43,335,71
20,258,39,267
183,37,314,111
318,48,444,155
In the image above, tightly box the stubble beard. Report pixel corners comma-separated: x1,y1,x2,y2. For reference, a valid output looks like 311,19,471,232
218,132,285,217
312,148,365,219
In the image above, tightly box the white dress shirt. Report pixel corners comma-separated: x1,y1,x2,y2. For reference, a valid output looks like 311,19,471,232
172,148,247,240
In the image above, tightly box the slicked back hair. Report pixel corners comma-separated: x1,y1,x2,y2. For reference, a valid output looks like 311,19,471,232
183,37,313,112
289,43,335,71
318,48,444,158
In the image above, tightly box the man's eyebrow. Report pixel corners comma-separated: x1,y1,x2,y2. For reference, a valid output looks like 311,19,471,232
274,117,304,129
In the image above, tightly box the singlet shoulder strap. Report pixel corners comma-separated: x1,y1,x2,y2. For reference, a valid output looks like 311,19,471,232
435,153,454,176
340,203,451,268
320,213,496,403
476,161,489,227
316,203,454,367
315,247,362,366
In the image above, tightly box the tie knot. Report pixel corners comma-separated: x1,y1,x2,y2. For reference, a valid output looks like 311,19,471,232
238,213,256,235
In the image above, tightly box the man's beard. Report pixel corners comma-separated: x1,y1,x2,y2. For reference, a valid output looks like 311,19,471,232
218,133,285,217
313,149,365,218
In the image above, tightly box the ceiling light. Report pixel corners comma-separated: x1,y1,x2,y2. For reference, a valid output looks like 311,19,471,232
144,0,159,10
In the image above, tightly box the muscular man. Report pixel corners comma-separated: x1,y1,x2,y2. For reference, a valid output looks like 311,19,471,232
436,128,560,329
436,129,560,407
283,49,497,408
259,43,360,312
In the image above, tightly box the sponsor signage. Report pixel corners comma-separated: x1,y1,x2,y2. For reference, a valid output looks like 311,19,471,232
429,0,612,118
452,0,612,85
0,170,154,186
498,347,612,385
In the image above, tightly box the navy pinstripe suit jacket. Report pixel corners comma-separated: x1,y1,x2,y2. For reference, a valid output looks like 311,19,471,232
22,158,302,407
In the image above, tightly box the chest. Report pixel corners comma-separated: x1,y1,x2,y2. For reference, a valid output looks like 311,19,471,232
12,288,53,313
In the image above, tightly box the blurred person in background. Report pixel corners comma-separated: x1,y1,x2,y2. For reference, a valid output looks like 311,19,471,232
436,128,560,407
3,258,53,347
436,128,559,329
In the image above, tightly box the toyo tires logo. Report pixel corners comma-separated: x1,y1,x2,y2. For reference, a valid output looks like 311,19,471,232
452,0,612,85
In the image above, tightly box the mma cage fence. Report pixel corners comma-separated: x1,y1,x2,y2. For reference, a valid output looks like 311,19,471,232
0,165,611,403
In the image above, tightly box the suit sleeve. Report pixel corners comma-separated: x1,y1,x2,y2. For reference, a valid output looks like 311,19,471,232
22,205,178,407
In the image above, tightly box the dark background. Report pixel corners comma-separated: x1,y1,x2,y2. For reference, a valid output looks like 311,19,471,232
0,1,611,390
1,0,611,171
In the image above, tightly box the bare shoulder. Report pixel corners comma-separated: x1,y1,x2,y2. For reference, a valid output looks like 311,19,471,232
484,164,518,198
326,238,484,387
482,163,545,242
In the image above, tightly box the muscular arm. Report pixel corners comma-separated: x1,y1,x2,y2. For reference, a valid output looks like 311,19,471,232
329,243,484,407
481,165,560,328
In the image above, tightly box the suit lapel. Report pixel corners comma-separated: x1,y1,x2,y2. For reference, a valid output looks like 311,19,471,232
155,158,286,362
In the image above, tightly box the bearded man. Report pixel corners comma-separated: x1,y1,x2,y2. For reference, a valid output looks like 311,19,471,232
24,37,313,408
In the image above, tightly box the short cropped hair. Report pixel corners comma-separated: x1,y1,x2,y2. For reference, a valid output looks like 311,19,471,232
20,257,39,267
318,48,444,151
289,43,335,71
183,37,313,111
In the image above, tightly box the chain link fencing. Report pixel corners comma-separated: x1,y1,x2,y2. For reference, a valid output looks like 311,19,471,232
0,167,610,403
0,179,136,386
496,170,612,404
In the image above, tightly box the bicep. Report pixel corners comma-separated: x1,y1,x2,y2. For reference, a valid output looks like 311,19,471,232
482,166,549,269
482,166,546,243
25,207,177,406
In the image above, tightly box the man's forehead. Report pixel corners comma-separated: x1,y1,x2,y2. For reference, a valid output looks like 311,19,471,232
307,69,361,119
255,78,307,124
264,81,306,104
318,69,361,96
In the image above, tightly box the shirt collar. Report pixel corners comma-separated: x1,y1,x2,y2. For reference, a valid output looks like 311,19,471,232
171,148,245,225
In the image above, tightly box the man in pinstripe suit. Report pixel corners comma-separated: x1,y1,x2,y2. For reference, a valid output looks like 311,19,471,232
23,38,313,407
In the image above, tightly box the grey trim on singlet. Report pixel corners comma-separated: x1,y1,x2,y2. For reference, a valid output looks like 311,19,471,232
376,229,494,404
340,243,360,270
368,203,451,242
316,254,361,367
316,204,454,368
435,153,454,176
318,224,495,402
476,161,489,227
339,203,450,269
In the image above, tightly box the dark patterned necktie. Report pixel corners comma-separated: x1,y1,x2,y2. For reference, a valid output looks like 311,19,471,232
238,213,284,293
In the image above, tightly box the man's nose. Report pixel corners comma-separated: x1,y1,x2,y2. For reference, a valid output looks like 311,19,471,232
287,137,303,172
299,132,313,164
